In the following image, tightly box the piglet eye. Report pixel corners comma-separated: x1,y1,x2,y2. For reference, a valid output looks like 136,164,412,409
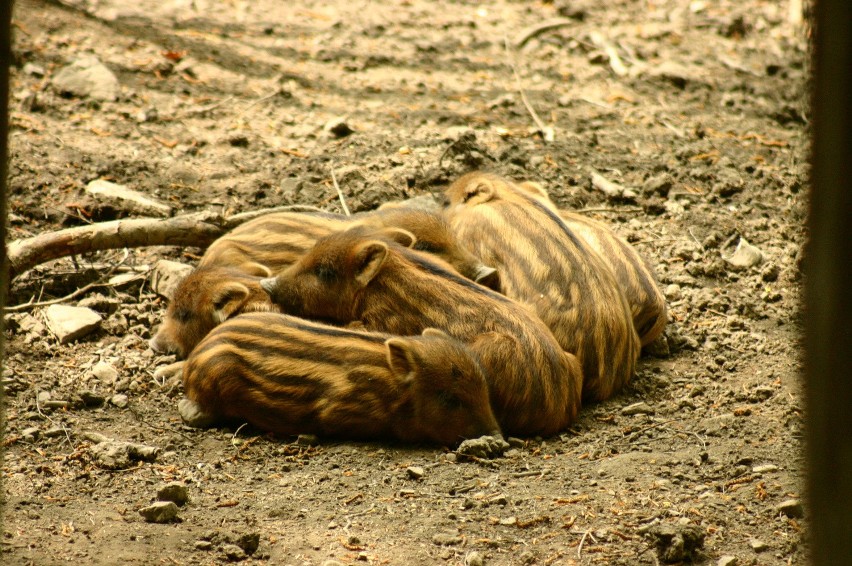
315,264,337,281
438,391,462,410
414,241,440,253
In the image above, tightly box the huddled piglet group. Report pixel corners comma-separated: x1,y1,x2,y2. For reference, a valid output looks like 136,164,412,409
151,171,666,446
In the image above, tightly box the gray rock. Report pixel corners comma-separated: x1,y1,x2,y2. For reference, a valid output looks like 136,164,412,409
78,391,106,407
44,305,102,344
406,466,425,480
324,116,353,137
158,482,190,506
456,435,509,459
86,179,172,217
777,498,804,518
23,62,45,77
51,55,119,101
15,313,46,336
91,438,160,469
194,540,213,550
752,464,778,474
78,294,121,314
237,533,260,555
432,532,463,546
749,539,768,552
21,427,40,442
139,501,179,523
44,426,67,438
645,523,706,563
297,434,320,446
110,394,129,408
725,237,763,269
622,402,654,415
91,361,119,384
222,544,246,561
664,284,682,300
717,556,738,566
150,260,194,299
464,551,485,566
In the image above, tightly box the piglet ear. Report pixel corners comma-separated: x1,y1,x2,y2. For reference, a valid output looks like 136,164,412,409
474,265,501,292
211,282,251,322
241,262,273,277
378,227,417,249
464,180,495,204
354,241,389,286
421,327,451,340
385,338,419,384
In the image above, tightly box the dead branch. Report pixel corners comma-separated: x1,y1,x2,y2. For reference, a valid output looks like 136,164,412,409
6,205,326,281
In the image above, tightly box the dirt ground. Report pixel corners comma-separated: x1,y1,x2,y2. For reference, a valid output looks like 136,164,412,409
2,0,810,564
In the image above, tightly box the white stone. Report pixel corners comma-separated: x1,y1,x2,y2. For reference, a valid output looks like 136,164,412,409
725,237,763,268
43,305,102,344
86,179,172,217
91,361,119,384
51,55,119,101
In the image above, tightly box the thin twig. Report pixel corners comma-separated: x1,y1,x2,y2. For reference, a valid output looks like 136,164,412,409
236,90,281,120
330,166,351,216
577,206,644,214
177,96,235,119
504,37,554,142
577,530,590,558
513,17,576,49
232,423,250,445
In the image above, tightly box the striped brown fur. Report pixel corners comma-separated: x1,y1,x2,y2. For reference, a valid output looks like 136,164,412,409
149,267,277,359
516,180,667,346
198,207,499,289
260,226,583,437
180,312,501,445
444,172,641,403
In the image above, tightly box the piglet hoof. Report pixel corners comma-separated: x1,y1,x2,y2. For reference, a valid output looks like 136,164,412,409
178,398,217,429
456,434,510,459
155,361,184,384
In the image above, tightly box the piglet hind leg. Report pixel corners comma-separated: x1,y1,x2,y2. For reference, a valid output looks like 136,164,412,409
178,397,218,429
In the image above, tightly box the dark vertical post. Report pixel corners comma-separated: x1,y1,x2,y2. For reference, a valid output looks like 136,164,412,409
806,0,852,563
0,0,13,516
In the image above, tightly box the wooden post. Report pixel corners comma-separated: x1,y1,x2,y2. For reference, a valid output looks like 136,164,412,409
806,0,852,563
0,0,14,526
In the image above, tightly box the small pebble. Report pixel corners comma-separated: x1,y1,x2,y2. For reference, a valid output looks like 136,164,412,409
139,501,179,523
222,543,246,561
718,556,738,566
752,464,778,474
194,540,213,551
157,482,189,506
297,434,319,446
91,362,119,384
21,427,40,441
464,551,485,566
432,532,463,546
324,116,353,137
777,499,804,518
110,394,129,408
749,539,768,552
43,427,66,438
622,401,654,415
406,466,425,480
